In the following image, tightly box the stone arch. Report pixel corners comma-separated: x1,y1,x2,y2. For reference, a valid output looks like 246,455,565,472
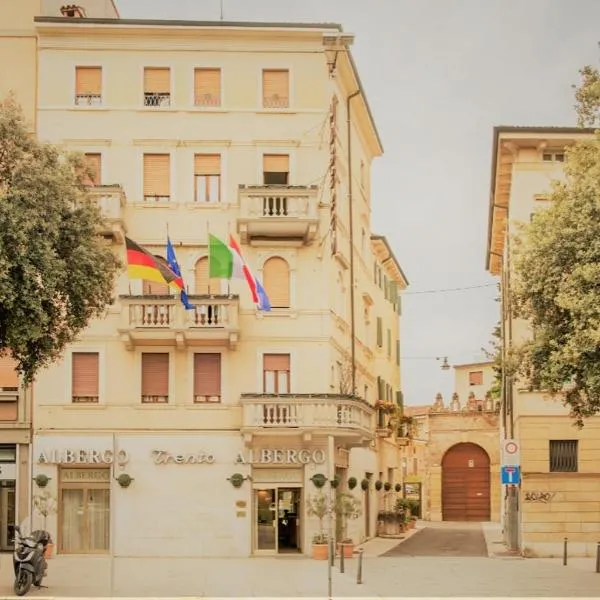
441,442,490,522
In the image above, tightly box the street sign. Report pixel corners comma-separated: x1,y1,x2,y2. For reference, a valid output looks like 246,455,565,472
501,465,521,485
502,439,520,466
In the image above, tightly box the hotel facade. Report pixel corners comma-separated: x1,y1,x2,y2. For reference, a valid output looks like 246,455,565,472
487,126,600,557
1,2,410,557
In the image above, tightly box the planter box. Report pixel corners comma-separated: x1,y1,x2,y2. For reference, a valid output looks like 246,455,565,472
312,543,329,560
338,542,354,558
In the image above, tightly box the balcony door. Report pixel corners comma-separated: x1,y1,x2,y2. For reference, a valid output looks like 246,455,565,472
253,487,301,554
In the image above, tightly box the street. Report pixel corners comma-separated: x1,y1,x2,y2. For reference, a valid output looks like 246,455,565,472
0,523,598,597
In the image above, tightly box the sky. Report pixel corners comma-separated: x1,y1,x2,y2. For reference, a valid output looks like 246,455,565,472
116,0,600,405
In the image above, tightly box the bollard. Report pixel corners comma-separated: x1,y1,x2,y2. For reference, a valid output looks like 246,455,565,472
356,549,363,585
596,542,600,573
563,537,568,566
340,544,345,573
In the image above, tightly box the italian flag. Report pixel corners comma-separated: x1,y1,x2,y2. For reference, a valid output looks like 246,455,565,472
208,234,259,303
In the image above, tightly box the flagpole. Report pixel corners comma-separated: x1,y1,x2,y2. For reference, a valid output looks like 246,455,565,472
226,220,231,297
206,220,211,296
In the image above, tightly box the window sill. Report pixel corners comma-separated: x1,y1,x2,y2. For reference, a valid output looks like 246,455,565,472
71,106,108,111
256,109,297,115
135,404,177,410
62,404,107,410
132,202,177,209
185,202,228,210
185,404,231,410
255,309,297,319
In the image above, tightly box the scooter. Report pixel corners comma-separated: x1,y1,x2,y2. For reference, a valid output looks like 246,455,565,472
12,525,52,596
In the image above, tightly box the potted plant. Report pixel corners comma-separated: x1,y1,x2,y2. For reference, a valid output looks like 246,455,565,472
335,491,361,557
33,491,57,558
307,491,331,560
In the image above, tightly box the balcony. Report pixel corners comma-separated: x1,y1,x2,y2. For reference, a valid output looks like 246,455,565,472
118,295,239,349
240,394,374,446
86,185,126,243
237,185,319,245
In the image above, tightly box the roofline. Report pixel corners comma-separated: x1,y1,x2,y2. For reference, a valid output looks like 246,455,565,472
453,361,494,369
370,234,409,286
485,125,597,271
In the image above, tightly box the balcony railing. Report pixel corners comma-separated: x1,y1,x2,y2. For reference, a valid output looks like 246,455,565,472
144,93,171,107
86,185,126,243
118,295,239,349
75,94,102,106
241,394,374,444
237,185,319,244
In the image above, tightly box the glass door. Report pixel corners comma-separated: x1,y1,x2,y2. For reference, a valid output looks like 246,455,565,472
255,489,277,552
277,488,301,553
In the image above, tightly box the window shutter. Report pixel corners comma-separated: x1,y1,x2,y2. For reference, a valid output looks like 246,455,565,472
141,353,169,398
387,329,391,357
75,67,101,95
397,295,402,316
469,371,483,386
72,352,99,401
264,354,290,371
384,277,389,300
396,340,400,366
194,257,220,294
0,353,18,389
263,154,289,173
84,153,101,186
143,154,170,197
194,68,221,106
194,353,221,399
262,69,289,107
376,317,382,347
396,390,404,411
377,376,384,400
263,257,290,308
144,68,170,94
194,154,221,175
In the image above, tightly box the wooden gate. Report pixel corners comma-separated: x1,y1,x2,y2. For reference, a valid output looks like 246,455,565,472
441,443,490,521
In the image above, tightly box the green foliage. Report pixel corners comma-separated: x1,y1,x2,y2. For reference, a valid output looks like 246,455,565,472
510,133,600,426
573,65,600,127
0,95,121,382
482,323,504,399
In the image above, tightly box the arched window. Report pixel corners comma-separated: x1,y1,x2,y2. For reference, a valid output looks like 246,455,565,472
142,255,170,295
194,257,221,295
263,257,290,308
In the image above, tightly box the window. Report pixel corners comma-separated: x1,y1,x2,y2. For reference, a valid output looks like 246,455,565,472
60,468,110,553
469,371,483,386
83,153,101,186
386,329,391,358
143,154,170,202
194,68,221,107
542,151,565,162
549,440,578,472
262,69,289,108
141,353,169,403
376,317,383,348
71,352,99,403
75,67,102,106
263,257,290,308
396,340,400,366
142,255,170,296
194,353,221,403
194,154,221,203
263,354,290,394
0,352,18,421
263,154,289,185
143,67,170,107
194,257,221,295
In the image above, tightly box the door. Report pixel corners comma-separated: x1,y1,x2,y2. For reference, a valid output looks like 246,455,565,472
442,443,490,521
255,488,277,552
277,488,301,553
0,486,15,550
254,487,302,554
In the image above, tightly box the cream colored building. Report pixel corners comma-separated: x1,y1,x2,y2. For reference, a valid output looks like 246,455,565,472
487,125,600,557
16,6,410,558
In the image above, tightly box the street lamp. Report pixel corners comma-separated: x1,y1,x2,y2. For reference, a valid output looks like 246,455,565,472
400,356,451,371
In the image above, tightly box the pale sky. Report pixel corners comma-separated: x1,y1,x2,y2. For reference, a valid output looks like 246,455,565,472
116,0,600,405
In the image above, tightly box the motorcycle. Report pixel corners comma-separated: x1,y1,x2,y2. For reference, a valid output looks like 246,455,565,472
12,525,52,596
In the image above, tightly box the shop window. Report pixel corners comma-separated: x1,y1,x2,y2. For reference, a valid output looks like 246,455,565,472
549,440,578,472
263,354,290,394
263,257,290,308
141,353,169,403
194,353,221,403
469,371,483,386
71,352,99,403
60,468,110,553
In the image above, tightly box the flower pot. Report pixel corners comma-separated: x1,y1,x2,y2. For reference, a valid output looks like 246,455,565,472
43,542,54,559
338,542,354,558
312,543,329,560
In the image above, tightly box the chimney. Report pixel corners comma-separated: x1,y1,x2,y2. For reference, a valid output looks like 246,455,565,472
60,5,86,18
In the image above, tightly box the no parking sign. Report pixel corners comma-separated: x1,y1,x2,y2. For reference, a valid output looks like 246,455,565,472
502,439,520,466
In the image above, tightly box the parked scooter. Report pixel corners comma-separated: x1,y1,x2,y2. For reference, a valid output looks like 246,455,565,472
12,525,52,596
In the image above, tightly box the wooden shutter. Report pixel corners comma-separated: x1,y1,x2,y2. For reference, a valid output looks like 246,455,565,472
376,317,383,347
263,154,289,173
264,354,290,371
469,371,483,386
84,153,101,186
194,257,220,294
396,340,400,366
194,353,221,399
72,352,99,401
376,376,384,401
263,257,290,308
144,68,170,94
0,353,18,389
75,67,101,95
262,69,289,107
143,154,170,197
141,353,169,397
194,154,221,175
387,329,391,357
194,68,221,105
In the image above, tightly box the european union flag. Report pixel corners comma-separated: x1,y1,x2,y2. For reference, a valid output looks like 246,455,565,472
255,278,271,312
166,237,195,310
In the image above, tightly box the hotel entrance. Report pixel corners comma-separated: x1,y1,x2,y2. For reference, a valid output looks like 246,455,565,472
254,487,302,554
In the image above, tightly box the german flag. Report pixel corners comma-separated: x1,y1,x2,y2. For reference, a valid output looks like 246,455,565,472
125,237,183,290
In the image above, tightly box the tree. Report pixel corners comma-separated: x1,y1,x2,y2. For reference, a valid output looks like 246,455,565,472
0,95,121,383
482,322,503,400
573,64,600,126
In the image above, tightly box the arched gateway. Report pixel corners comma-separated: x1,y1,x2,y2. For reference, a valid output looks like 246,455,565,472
441,442,490,521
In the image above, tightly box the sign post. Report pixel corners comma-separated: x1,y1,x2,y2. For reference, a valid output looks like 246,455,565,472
501,465,521,485
502,439,520,466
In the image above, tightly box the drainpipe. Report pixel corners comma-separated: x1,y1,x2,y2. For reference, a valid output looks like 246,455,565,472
347,90,360,395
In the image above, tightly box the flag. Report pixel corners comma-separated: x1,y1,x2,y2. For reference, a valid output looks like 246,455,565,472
255,278,272,312
126,237,182,290
166,237,195,310
208,234,245,280
228,235,258,303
